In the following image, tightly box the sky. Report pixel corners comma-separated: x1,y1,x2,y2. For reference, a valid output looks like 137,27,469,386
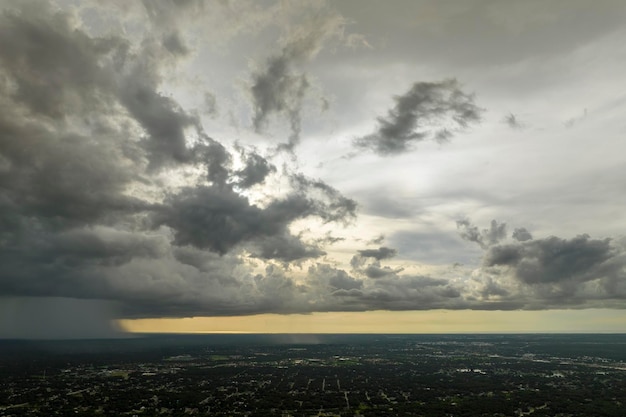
1,0,626,338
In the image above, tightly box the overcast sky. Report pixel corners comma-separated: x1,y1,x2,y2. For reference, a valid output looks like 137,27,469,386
1,0,626,337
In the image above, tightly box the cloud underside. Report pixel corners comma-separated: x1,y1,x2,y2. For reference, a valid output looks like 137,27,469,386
0,2,625,319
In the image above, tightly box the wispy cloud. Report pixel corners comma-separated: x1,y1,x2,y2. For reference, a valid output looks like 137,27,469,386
354,79,483,155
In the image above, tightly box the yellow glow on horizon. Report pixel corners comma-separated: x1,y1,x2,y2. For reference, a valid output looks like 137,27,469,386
119,309,626,334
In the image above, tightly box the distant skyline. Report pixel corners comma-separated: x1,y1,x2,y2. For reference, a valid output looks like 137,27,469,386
1,0,626,338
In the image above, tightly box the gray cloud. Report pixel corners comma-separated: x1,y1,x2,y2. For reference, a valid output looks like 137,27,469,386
249,13,348,150
464,233,626,309
457,219,507,249
350,247,396,270
117,45,197,170
2,1,625,329
349,247,403,280
234,150,276,188
151,186,266,254
196,136,232,187
309,264,363,292
299,263,466,312
203,92,219,117
162,30,189,56
363,262,400,279
354,79,483,155
504,112,526,129
335,274,463,311
0,3,118,118
484,234,615,285
252,234,326,262
250,54,309,150
357,247,397,260
367,235,385,245
512,227,533,242
0,2,365,324
290,174,358,224
147,170,356,260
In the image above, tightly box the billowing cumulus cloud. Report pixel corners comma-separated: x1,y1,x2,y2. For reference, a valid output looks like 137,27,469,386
354,79,483,155
0,1,357,322
459,221,626,309
484,234,615,285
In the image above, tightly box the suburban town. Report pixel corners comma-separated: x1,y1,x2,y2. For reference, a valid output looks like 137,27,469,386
1,334,625,416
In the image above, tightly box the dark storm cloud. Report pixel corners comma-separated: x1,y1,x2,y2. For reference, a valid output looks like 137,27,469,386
0,1,369,323
117,47,197,170
0,1,201,172
3,1,626,325
354,79,483,155
0,3,119,118
457,219,507,249
0,121,143,227
151,186,263,254
0,3,186,228
151,175,355,258
0,225,168,299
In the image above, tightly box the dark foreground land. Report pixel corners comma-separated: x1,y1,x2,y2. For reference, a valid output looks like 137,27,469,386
1,334,625,416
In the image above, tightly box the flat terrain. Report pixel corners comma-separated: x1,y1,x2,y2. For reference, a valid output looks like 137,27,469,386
1,334,625,416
